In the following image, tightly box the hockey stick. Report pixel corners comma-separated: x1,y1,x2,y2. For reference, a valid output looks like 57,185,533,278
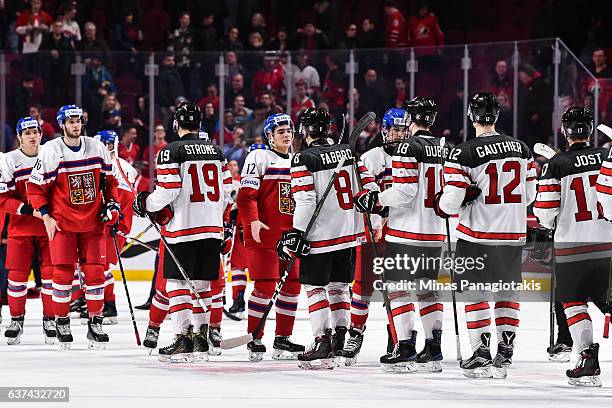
533,143,557,160
111,230,142,346
116,230,159,252
220,112,377,350
549,234,557,351
597,124,612,141
604,259,611,339
439,137,462,361
121,222,154,254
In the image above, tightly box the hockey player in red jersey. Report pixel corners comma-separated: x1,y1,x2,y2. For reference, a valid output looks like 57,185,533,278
237,113,305,361
0,117,55,345
354,98,448,372
226,165,248,321
534,106,612,387
433,93,537,378
277,108,379,369
27,105,121,350
133,102,233,362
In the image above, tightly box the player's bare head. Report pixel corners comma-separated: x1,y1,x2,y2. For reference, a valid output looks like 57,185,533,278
562,105,593,143
405,96,437,133
468,92,499,130
16,116,42,149
299,108,330,141
56,105,85,139
264,113,294,152
381,108,408,149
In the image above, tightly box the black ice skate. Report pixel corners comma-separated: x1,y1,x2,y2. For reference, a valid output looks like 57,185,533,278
70,297,86,316
158,334,193,363
143,325,160,352
272,336,305,360
341,328,364,366
87,315,109,350
247,339,266,362
492,331,515,379
4,316,24,345
191,324,210,361
332,326,347,365
56,317,73,350
298,329,334,370
460,333,493,378
79,307,89,325
208,326,222,356
102,301,118,325
43,316,56,345
547,342,572,362
380,331,418,373
224,291,245,321
566,343,602,387
386,323,395,355
417,329,443,373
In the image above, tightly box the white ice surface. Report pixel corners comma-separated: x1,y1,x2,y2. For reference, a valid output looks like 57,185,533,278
1,282,611,408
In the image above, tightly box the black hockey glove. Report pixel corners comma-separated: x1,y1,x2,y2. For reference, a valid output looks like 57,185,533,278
276,229,310,261
100,199,121,227
432,191,451,219
132,191,150,218
19,204,35,216
526,226,554,265
461,185,481,207
221,222,234,255
354,190,379,213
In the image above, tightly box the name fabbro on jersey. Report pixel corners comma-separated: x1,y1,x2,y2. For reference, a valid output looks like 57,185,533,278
474,140,524,158
307,148,354,166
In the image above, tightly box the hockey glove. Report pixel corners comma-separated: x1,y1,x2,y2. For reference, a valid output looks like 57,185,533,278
100,199,121,227
152,205,174,226
432,191,451,219
354,190,379,213
18,204,35,216
461,185,481,207
132,191,150,218
276,229,310,261
220,222,234,255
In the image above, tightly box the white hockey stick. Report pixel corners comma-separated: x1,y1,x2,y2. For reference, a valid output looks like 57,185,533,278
597,124,612,141
533,143,557,159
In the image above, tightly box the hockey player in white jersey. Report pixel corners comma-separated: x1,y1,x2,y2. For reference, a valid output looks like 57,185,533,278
534,106,612,387
433,92,537,378
354,98,448,372
276,108,379,369
133,102,233,362
597,136,612,219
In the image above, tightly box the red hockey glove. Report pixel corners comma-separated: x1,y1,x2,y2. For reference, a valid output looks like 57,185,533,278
432,191,451,219
220,222,234,255
100,199,121,227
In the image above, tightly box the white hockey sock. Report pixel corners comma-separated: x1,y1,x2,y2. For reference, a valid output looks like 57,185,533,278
327,282,350,329
493,290,520,342
465,292,491,352
305,284,330,337
389,289,415,341
563,302,593,353
167,279,193,335
191,280,211,331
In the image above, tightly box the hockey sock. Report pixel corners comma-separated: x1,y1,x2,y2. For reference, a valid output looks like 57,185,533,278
465,297,492,352
494,301,520,342
210,277,224,327
555,302,573,345
82,264,105,317
350,280,371,332
71,267,83,301
40,265,54,317
389,289,415,341
167,279,194,335
275,278,300,337
103,268,116,302
305,285,330,337
190,280,211,330
7,269,29,317
248,280,275,338
419,301,444,339
231,268,247,299
563,301,593,353
52,265,75,317
328,282,350,329
149,288,169,328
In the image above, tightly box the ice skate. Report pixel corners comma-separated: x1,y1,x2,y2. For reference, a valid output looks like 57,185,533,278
102,301,118,325
341,328,364,366
70,297,86,317
5,316,24,345
566,343,602,387
460,333,493,378
79,308,89,325
416,329,443,373
247,339,266,362
143,326,160,353
43,316,56,345
272,336,305,360
208,326,222,356
224,291,245,321
87,316,109,350
56,317,73,350
191,325,210,362
380,332,418,373
492,331,515,379
158,334,193,363
298,330,334,370
332,326,347,366
547,342,571,362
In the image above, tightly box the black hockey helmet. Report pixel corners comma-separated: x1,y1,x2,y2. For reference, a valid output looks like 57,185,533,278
467,92,499,125
173,101,202,132
561,105,593,138
299,108,330,138
405,96,438,126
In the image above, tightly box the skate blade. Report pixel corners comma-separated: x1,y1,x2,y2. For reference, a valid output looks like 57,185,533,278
192,352,209,362
248,352,264,362
417,361,443,373
147,348,155,356
568,376,602,387
59,342,72,351
271,349,300,360
548,352,571,363
80,319,88,326
6,336,22,345
223,309,243,321
344,357,358,367
334,356,344,367
381,362,418,373
88,340,108,350
462,367,493,378
45,336,56,345
298,359,334,370
167,353,194,363
208,347,222,356
103,317,118,325
491,365,508,379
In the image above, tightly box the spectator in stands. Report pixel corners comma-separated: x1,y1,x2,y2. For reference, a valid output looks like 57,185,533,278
244,31,266,74
291,79,315,123
223,127,248,168
79,22,111,57
131,94,147,129
1,123,16,151
133,162,152,193
358,18,382,49
295,22,329,58
12,74,34,125
157,54,185,124
584,92,595,111
142,124,168,174
443,85,465,144
406,1,445,50
591,48,611,78
202,102,218,138
259,91,283,114
321,54,346,115
391,77,408,108
215,110,236,146
225,51,249,87
291,52,321,99
29,104,56,142
100,93,123,133
313,0,339,42
198,83,220,113
226,73,255,108
196,12,220,50
224,26,243,52
40,20,74,105
233,95,252,128
384,0,407,48
167,11,196,96
269,26,289,52
518,63,552,148
496,91,513,135
118,124,140,164
249,12,268,45
244,102,267,143
252,52,284,101
338,23,359,50
359,68,388,120
491,60,512,100
109,0,142,29
57,3,81,42
82,55,116,93
113,10,139,53
15,0,52,54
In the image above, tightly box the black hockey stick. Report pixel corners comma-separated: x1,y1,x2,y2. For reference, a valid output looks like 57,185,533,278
116,230,159,252
111,230,142,346
439,137,462,361
549,234,557,350
121,223,154,254
220,112,377,350
604,257,611,339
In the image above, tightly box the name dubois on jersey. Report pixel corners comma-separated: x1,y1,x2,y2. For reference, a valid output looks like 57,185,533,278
475,140,523,158
320,148,353,166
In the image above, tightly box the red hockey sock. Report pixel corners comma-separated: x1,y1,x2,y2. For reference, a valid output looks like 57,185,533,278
82,264,105,317
52,265,74,317
275,279,300,337
103,269,116,302
231,268,247,299
41,266,54,318
149,289,169,328
349,280,371,331
248,280,275,339
7,269,29,317
210,278,224,327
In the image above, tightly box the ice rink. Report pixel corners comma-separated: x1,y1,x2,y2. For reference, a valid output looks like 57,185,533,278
1,281,611,408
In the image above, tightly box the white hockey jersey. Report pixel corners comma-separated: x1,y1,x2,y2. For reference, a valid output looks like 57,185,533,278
291,139,379,254
378,131,448,245
534,143,612,262
596,146,612,220
360,146,392,231
113,156,137,194
146,133,233,244
439,132,537,244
